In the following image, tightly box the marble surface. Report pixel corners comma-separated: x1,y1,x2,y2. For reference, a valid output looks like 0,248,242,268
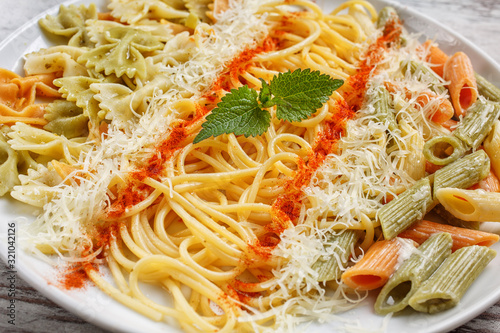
1,0,500,332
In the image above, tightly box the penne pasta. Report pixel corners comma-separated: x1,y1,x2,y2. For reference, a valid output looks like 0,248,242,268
483,120,500,178
475,72,500,102
469,169,500,192
432,149,490,198
421,40,449,78
376,6,399,29
372,84,398,132
374,232,452,315
311,230,360,282
341,239,403,291
453,98,500,150
398,119,426,181
408,245,496,314
443,51,478,117
398,220,499,251
432,204,480,230
423,134,467,166
436,187,500,222
377,177,433,240
404,60,447,95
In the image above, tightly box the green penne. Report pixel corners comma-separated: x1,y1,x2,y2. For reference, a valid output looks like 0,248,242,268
408,245,496,314
374,233,453,315
422,134,467,166
403,60,447,95
311,230,359,282
475,73,500,102
378,177,433,240
373,85,398,132
432,149,490,200
453,98,500,150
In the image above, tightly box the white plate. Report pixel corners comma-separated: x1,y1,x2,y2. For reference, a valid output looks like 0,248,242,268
1,1,500,332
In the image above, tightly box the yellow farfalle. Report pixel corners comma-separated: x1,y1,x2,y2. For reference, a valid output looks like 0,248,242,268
0,129,20,196
7,122,89,165
24,46,88,78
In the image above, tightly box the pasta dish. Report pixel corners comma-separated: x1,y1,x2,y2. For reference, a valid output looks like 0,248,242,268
1,0,500,332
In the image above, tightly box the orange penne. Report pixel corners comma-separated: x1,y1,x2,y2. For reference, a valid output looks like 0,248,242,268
398,220,499,252
341,239,401,290
425,160,443,174
421,40,449,77
385,81,453,124
441,118,458,131
444,52,478,117
469,169,500,192
415,90,454,124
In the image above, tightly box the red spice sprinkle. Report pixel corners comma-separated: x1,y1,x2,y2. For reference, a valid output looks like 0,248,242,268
106,36,277,220
269,99,355,237
247,237,278,261
344,17,403,111
264,20,401,250
58,262,97,290
209,36,277,94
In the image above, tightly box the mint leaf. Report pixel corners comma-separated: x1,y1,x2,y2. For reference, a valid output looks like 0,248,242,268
258,78,273,108
193,69,343,143
193,86,270,143
270,69,344,122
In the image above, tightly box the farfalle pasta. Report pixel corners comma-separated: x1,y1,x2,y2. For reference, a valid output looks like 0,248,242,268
39,4,98,47
43,100,89,139
24,46,88,78
77,25,163,79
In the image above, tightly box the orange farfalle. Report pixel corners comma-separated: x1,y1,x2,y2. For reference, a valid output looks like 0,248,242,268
0,68,60,126
444,51,478,117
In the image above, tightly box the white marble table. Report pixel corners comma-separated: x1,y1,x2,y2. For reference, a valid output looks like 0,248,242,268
1,0,500,332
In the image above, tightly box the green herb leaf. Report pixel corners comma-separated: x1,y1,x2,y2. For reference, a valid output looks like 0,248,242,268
258,78,273,108
193,86,270,143
270,69,344,122
193,69,343,143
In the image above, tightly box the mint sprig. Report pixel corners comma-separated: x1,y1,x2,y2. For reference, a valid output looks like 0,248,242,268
193,69,343,143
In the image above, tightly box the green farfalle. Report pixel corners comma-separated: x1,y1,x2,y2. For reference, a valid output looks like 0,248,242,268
78,26,163,80
39,4,97,47
44,100,89,139
54,76,102,126
0,129,20,196
109,0,189,25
